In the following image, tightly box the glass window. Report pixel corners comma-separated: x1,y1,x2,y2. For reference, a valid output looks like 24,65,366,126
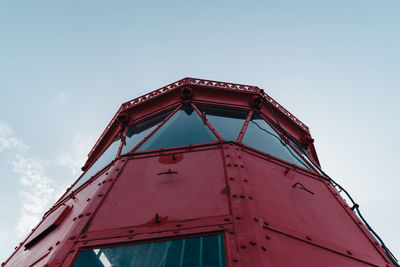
137,104,218,152
242,114,312,170
197,105,249,141
70,136,121,192
73,234,226,267
120,111,172,155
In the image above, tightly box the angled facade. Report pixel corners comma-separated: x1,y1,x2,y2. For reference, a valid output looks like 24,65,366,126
3,78,396,266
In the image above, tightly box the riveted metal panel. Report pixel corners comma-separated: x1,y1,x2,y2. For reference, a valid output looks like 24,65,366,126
88,149,229,232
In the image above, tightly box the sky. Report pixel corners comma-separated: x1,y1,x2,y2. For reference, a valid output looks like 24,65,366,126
0,0,399,262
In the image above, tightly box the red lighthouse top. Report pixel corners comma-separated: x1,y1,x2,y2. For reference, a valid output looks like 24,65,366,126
3,78,396,267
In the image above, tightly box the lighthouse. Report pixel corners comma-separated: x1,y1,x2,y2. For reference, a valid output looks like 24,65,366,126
3,78,396,266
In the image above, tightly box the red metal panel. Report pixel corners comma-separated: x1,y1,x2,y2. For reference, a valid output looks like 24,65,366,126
264,230,376,267
88,148,229,232
240,149,388,266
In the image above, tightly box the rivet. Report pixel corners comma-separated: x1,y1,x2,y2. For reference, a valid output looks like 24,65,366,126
73,217,77,221
240,245,247,249
232,195,238,198
240,165,244,168
229,231,235,235
226,155,230,157
265,234,270,240
244,179,248,183
219,225,224,229
233,259,239,263
83,241,88,244
86,198,91,202
97,194,103,197
224,218,230,222
227,164,232,167
128,235,133,239
70,236,76,240
229,177,235,181
238,155,242,158
174,230,180,234
56,241,60,246
240,195,245,199
176,224,182,227
234,164,238,167
347,250,352,255
129,229,134,233
250,241,256,246
48,246,53,251
306,236,312,241
254,218,259,222
264,221,269,226
248,196,253,200
98,183,101,186
106,172,109,175
81,234,87,239
78,214,83,218
236,216,241,220
86,212,91,216
261,246,267,251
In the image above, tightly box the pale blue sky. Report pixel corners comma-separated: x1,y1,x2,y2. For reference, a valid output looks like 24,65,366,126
1,0,399,261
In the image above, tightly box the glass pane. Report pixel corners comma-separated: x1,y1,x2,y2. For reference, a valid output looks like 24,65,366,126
197,105,248,141
243,114,312,170
70,136,121,192
137,104,218,151
73,234,226,267
121,111,172,155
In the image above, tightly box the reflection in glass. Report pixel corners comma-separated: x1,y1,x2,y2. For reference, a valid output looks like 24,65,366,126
73,234,226,267
70,137,121,192
137,104,218,151
198,105,248,141
121,111,172,155
242,114,312,170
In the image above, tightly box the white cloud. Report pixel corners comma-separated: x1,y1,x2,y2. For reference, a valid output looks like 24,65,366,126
0,119,56,237
53,91,71,105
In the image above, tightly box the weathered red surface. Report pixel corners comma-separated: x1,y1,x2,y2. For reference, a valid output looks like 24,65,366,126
3,78,394,266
